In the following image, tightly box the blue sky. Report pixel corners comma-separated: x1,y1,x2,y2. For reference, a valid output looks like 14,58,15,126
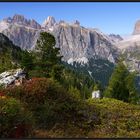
0,2,140,35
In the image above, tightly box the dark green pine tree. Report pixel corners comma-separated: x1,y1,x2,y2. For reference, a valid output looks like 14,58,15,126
104,61,139,104
125,72,139,104
21,50,34,71
104,62,129,102
35,32,63,80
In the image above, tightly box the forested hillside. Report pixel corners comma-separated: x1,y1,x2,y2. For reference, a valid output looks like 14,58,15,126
0,32,140,138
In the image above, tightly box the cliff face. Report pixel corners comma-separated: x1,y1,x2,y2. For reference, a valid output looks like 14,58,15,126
116,19,140,73
108,34,123,43
133,20,140,35
0,14,119,64
51,23,119,63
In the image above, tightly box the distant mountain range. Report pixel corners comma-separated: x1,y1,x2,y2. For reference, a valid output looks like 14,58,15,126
0,14,121,63
116,20,140,73
1,14,140,87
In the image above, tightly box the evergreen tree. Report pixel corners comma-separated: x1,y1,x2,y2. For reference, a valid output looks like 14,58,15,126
21,50,34,71
60,65,94,99
125,72,139,104
104,61,139,104
35,32,63,80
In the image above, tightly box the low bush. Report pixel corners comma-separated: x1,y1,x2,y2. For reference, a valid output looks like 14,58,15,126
87,98,140,138
0,96,34,138
3,78,140,138
4,78,100,131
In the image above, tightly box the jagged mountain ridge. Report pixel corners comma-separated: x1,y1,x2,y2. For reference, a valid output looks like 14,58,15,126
108,34,123,44
0,14,120,64
133,20,140,35
0,14,125,86
116,35,140,72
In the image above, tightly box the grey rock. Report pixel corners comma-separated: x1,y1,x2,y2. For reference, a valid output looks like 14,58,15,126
0,14,119,64
3,14,41,29
2,25,41,50
109,34,123,43
116,34,140,72
51,24,119,63
133,20,140,35
42,16,56,28
0,68,26,87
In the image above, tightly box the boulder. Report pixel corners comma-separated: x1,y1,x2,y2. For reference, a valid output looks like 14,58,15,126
0,68,26,87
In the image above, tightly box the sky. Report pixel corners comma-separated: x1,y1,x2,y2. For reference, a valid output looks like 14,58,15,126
0,2,140,36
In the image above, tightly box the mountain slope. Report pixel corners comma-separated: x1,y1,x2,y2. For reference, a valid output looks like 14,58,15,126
0,33,22,72
63,58,114,86
116,34,140,72
51,23,119,63
133,20,140,35
114,19,140,73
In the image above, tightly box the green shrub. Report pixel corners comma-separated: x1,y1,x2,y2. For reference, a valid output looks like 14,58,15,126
87,98,140,138
0,96,34,138
5,78,140,138
4,78,100,131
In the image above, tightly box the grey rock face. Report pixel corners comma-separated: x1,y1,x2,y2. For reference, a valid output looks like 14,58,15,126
2,25,41,50
115,19,140,70
42,16,56,29
52,24,119,63
110,19,140,74
0,14,119,64
3,14,41,29
109,34,123,43
116,34,140,72
0,68,26,87
73,20,80,26
121,44,140,72
133,20,140,35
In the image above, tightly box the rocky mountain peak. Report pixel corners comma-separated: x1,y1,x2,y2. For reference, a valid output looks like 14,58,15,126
29,19,41,29
73,20,80,26
0,14,119,64
133,20,140,35
42,16,56,28
109,34,123,43
3,17,12,23
2,14,41,29
4,14,28,25
13,14,26,22
59,20,65,24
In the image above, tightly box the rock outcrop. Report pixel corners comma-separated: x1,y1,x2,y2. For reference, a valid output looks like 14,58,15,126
3,14,41,29
51,24,119,63
42,16,56,29
133,20,140,35
109,34,123,43
116,19,140,73
0,69,26,87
